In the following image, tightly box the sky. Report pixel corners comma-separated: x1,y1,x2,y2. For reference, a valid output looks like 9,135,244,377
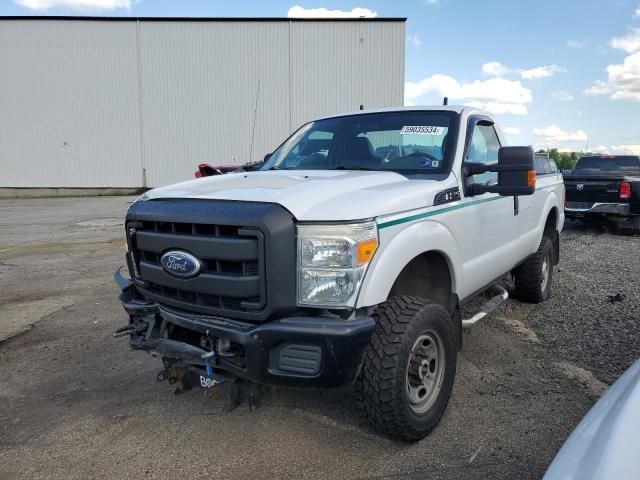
2,0,639,154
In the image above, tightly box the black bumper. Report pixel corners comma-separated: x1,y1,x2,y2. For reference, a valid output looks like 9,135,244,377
116,271,375,388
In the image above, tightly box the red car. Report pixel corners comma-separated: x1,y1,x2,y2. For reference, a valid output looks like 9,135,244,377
195,161,264,178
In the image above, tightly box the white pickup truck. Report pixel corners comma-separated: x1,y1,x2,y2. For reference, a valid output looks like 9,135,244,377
115,106,565,441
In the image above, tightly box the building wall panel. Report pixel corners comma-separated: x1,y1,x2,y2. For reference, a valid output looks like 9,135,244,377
139,21,291,187
289,21,405,127
0,20,142,187
0,19,405,188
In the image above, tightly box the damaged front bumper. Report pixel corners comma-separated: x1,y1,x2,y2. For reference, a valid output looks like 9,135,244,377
115,269,375,388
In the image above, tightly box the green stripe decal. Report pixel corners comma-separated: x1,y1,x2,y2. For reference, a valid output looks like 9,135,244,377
378,195,505,229
377,182,561,230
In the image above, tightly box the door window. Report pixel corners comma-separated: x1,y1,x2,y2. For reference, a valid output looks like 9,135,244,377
534,155,552,175
465,123,501,186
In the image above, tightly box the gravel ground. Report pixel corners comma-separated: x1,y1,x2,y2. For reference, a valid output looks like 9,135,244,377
1,197,637,479
502,220,640,385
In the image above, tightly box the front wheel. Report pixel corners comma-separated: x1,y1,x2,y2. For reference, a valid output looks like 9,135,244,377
356,296,457,442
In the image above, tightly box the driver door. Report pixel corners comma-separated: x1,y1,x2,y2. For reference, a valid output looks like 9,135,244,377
461,119,517,296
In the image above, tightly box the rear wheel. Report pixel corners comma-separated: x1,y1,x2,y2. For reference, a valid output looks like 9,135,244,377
615,216,640,235
514,235,554,303
356,296,456,442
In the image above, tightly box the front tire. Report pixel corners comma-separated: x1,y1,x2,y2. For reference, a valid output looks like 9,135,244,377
356,296,457,442
514,235,554,303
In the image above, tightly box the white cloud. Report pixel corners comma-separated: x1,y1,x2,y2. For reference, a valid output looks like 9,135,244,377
521,64,567,79
502,127,521,135
611,28,640,53
466,101,528,115
584,51,640,101
635,6,640,18
610,144,640,155
585,28,640,102
405,74,532,115
533,125,588,143
552,91,574,101
590,144,640,155
423,0,439,4
482,61,512,76
481,61,568,80
567,39,585,48
14,0,129,10
407,34,421,46
287,5,377,18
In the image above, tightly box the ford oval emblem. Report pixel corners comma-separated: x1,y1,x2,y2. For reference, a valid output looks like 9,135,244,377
160,250,202,278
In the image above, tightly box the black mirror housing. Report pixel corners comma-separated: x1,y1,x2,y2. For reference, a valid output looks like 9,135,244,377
495,146,535,196
465,146,535,197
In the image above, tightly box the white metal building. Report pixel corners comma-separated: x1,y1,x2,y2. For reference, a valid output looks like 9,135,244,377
0,16,405,189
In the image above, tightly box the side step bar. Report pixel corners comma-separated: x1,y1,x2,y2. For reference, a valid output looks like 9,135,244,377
462,285,509,329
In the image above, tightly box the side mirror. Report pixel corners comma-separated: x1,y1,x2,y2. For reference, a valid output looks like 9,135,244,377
495,146,536,196
465,146,536,196
263,153,273,162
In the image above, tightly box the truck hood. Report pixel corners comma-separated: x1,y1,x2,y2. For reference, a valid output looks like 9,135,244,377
140,171,450,221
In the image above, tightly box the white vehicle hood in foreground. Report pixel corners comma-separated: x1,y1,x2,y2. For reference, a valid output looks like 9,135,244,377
141,170,448,221
544,359,640,480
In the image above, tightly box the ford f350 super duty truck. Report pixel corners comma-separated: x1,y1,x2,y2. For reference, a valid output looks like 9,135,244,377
115,106,565,441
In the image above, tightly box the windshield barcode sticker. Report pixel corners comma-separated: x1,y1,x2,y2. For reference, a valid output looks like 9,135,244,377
400,126,444,135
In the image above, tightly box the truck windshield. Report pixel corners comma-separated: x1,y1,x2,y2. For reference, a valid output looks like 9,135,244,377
573,156,640,175
262,111,458,174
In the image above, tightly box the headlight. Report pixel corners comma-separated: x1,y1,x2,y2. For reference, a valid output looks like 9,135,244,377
297,222,378,308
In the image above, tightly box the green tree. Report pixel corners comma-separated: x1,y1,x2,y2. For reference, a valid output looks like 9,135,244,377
556,151,580,170
537,148,580,171
548,148,560,163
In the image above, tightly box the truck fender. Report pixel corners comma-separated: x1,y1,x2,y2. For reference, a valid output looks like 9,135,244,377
357,220,463,308
520,190,562,259
537,190,561,235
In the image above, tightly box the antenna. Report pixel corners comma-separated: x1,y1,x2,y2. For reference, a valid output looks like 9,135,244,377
443,97,448,106
249,79,261,163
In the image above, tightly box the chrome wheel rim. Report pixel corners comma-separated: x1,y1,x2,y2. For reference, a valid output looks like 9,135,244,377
406,330,445,414
541,252,550,292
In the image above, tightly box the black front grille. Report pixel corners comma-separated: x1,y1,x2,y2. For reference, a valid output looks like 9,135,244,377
129,219,265,315
125,199,296,322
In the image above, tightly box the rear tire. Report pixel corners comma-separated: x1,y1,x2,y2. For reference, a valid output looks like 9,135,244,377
615,216,640,236
356,296,456,442
514,235,554,303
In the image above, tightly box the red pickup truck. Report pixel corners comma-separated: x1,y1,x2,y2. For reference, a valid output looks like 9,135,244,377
195,161,264,178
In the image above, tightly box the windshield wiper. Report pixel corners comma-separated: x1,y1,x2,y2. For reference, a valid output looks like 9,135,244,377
335,165,379,171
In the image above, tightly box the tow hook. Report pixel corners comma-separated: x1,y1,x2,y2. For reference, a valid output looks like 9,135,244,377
112,323,147,338
155,364,265,411
156,364,233,397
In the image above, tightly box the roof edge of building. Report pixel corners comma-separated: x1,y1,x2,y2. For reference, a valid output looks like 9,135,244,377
0,15,407,22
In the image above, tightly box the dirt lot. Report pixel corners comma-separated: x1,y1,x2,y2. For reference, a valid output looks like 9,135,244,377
0,197,637,480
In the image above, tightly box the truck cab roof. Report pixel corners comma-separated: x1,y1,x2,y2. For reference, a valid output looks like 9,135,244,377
315,105,489,122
